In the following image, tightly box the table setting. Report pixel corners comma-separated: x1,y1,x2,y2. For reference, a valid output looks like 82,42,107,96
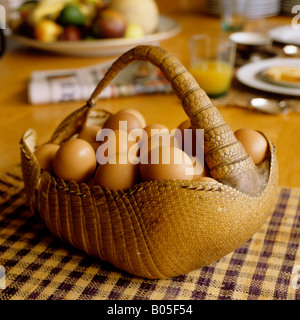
1,0,300,303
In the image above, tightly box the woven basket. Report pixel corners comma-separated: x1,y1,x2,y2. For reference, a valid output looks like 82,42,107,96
20,45,278,279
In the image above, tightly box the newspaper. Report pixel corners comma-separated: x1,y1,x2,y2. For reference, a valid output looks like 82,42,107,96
28,60,172,105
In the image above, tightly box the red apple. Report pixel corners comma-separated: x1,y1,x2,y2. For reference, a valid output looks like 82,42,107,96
92,9,126,38
58,26,83,41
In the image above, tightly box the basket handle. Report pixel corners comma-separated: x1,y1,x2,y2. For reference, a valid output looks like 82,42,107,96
86,45,262,196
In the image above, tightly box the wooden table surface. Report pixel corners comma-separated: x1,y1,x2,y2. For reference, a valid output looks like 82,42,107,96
0,9,299,187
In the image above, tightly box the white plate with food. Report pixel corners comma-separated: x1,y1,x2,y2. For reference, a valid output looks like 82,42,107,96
11,15,181,57
268,25,300,46
259,65,300,88
236,58,300,96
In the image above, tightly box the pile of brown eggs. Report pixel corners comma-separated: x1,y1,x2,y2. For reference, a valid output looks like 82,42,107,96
34,108,268,190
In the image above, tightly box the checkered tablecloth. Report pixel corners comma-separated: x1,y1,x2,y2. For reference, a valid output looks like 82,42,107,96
0,165,300,300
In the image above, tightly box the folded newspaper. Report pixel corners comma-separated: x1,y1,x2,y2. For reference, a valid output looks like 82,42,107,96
28,60,173,105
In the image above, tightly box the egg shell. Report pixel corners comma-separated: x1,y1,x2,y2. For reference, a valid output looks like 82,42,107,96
117,108,146,128
143,123,169,138
140,146,194,181
139,132,180,160
78,125,101,143
102,110,143,132
173,125,204,158
139,123,169,148
78,125,102,151
94,153,140,190
190,156,207,180
234,128,268,164
194,176,218,183
96,129,137,165
53,138,97,182
34,143,60,172
177,119,191,132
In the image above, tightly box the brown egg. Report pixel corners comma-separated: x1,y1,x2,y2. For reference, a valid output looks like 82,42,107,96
102,110,143,132
234,128,268,164
94,153,140,190
34,143,60,172
191,156,207,180
53,138,96,182
140,146,194,181
78,125,102,151
118,108,146,128
173,119,191,147
172,122,204,158
194,176,218,183
96,129,137,165
139,132,180,160
139,123,169,148
143,123,169,138
177,119,191,132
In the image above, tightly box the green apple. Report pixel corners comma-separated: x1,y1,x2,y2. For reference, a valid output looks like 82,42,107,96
57,4,86,26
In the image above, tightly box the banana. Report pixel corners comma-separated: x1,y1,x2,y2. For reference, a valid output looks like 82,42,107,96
25,0,100,27
29,0,74,25
77,2,97,21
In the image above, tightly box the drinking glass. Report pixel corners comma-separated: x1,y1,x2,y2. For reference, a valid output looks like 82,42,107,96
189,34,236,98
221,0,248,32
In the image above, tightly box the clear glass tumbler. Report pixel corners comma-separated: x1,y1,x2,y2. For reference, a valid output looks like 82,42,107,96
189,34,236,98
221,0,248,32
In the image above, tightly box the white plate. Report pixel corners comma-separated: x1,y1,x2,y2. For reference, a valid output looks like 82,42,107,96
259,68,300,88
236,58,300,96
229,32,270,46
206,0,280,18
10,15,181,57
268,25,300,46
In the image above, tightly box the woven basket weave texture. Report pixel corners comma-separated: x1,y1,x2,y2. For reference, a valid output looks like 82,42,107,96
20,45,278,279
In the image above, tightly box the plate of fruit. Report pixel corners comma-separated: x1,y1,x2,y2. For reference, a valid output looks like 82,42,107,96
9,0,181,56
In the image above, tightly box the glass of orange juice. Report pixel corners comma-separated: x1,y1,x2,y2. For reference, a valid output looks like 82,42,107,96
189,35,236,98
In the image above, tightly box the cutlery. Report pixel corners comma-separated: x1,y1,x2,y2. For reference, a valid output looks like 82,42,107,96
249,98,300,115
283,45,300,57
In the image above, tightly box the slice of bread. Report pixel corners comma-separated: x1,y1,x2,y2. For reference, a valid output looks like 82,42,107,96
263,66,300,83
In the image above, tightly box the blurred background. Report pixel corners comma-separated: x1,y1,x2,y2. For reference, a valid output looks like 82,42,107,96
1,0,298,19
